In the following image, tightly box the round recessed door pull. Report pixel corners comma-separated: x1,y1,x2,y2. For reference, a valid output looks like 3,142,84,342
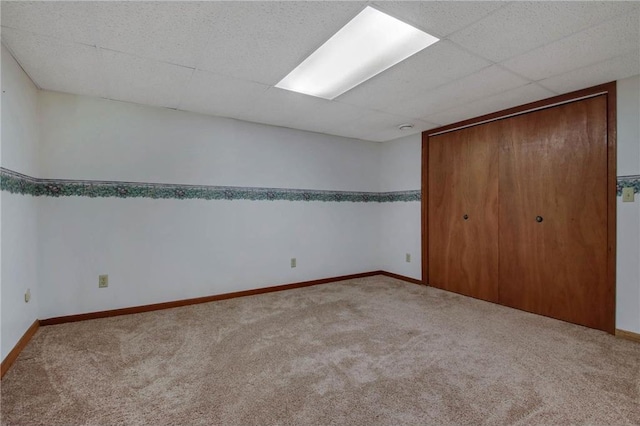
463,214,469,220
536,216,544,223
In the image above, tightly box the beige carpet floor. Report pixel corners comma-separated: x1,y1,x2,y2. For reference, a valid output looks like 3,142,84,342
2,276,640,425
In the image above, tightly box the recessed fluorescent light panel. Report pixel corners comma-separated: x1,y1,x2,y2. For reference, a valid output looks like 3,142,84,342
275,6,439,100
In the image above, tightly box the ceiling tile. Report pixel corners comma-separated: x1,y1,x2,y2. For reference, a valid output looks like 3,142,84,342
179,70,270,119
100,49,193,109
3,2,639,143
501,11,640,82
239,87,368,134
365,126,431,143
1,1,99,45
449,2,640,63
337,40,491,111
384,65,530,119
425,84,556,127
372,1,505,38
91,2,213,69
1,28,105,97
195,1,367,85
538,52,640,94
337,110,437,142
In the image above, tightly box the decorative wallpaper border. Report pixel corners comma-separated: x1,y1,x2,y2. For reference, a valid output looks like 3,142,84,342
0,168,420,203
617,175,640,196
4,168,636,201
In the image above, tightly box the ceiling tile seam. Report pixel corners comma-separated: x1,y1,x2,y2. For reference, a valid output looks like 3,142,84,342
332,64,503,116
253,87,380,127
87,95,195,115
195,62,286,88
330,98,434,126
530,81,559,96
175,69,272,116
97,46,115,102
293,113,372,135
328,99,414,126
245,119,373,143
367,105,440,126
351,63,503,121
174,67,197,111
491,62,548,91
341,66,518,120
452,0,517,40
97,46,196,72
494,7,640,66
0,40,42,90
367,3,445,40
361,129,420,142
96,47,183,108
0,25,99,50
371,1,513,40
488,63,556,94
451,0,515,32
419,81,543,123
180,108,260,124
535,50,640,91
95,45,109,99
1,25,195,73
436,36,499,66
188,66,274,92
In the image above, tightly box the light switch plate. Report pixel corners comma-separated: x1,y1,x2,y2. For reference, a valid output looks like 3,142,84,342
622,187,635,202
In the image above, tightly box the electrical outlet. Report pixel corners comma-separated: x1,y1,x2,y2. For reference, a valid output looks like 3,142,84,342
406,253,411,263
98,274,109,288
291,258,297,268
24,289,31,303
622,187,635,202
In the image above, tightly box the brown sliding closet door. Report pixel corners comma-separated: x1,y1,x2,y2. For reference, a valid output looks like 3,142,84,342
428,122,500,302
498,95,611,331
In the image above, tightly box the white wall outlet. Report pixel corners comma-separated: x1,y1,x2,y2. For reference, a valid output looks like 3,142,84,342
291,258,297,268
406,253,411,263
622,187,635,202
98,274,109,288
24,288,31,303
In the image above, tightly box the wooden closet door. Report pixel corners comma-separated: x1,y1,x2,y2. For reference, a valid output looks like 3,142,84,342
499,95,612,332
428,122,500,302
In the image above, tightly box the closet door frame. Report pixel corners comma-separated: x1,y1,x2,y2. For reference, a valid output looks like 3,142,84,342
421,82,617,333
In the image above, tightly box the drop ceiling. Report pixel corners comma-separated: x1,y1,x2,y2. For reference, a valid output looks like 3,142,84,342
1,1,639,142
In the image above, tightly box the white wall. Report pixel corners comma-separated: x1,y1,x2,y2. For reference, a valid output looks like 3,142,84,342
37,92,382,319
378,134,422,280
37,93,380,190
616,75,640,333
1,45,40,360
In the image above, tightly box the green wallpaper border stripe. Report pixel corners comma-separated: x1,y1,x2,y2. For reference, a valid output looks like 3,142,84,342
617,175,640,196
3,168,638,201
0,167,420,202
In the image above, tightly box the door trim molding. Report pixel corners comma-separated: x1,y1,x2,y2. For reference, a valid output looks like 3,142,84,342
421,82,617,333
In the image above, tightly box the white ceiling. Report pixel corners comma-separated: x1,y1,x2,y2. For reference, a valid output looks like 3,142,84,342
1,1,639,142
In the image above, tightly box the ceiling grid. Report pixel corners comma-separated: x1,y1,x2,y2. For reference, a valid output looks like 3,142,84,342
1,1,638,142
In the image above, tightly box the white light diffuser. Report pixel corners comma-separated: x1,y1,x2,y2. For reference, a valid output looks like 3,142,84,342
275,6,439,100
